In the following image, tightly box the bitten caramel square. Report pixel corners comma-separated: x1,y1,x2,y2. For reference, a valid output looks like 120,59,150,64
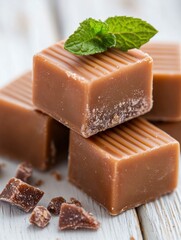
68,118,179,215
142,43,181,121
33,41,153,137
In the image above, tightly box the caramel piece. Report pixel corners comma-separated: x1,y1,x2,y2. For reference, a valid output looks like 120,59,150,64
51,170,62,181
153,121,181,145
59,203,100,230
34,179,44,187
142,43,181,121
29,206,51,228
69,197,82,207
15,162,32,183
0,72,69,170
68,118,179,215
33,41,153,137
47,196,66,215
0,178,44,212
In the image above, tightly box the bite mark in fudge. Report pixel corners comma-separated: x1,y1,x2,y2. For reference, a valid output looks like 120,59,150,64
59,203,100,230
29,206,51,228
15,162,32,183
0,72,69,170
0,177,44,212
47,196,66,215
142,43,181,121
33,41,153,137
68,118,179,215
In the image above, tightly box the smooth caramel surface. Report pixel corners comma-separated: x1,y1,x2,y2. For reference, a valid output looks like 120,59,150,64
0,73,34,109
142,42,181,121
33,41,153,137
0,72,69,170
69,118,179,215
142,43,181,73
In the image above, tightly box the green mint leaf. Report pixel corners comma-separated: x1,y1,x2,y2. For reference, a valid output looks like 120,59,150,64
64,18,116,55
105,16,158,51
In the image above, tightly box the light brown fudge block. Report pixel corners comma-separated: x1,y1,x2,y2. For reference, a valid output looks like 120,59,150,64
68,118,179,215
0,72,69,170
33,41,153,137
142,42,181,121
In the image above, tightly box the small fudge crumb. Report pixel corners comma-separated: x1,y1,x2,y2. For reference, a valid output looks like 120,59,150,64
130,237,135,240
51,171,62,181
29,206,51,228
0,177,44,212
15,162,32,183
34,179,44,187
69,197,82,207
47,196,66,215
59,203,100,230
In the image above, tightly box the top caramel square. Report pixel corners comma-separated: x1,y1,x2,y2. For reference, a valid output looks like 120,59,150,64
33,41,153,137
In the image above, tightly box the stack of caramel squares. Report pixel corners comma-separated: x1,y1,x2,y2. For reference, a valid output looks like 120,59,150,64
0,41,179,215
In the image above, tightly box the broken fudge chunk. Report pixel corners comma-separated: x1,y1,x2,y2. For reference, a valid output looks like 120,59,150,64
0,177,44,212
59,203,100,230
47,196,66,215
15,162,32,183
51,170,62,181
69,197,82,207
33,41,153,137
29,206,51,228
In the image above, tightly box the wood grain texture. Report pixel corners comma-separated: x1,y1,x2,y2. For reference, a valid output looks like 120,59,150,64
137,164,181,240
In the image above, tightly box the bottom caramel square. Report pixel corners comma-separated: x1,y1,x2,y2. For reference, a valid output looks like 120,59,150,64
68,118,179,215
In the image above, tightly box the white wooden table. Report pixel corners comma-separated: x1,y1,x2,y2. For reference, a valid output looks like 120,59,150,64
0,1,181,239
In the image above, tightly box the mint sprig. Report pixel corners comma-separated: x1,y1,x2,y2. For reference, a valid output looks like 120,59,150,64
64,16,158,55
105,16,158,51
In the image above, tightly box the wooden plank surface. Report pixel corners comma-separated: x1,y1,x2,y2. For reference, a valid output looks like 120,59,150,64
137,165,181,240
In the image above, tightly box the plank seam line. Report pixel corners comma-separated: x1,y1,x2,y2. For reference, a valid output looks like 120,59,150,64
135,208,146,240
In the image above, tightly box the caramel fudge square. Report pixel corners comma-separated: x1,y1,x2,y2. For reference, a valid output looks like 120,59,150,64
0,72,69,170
142,43,181,121
33,41,153,138
68,118,179,215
